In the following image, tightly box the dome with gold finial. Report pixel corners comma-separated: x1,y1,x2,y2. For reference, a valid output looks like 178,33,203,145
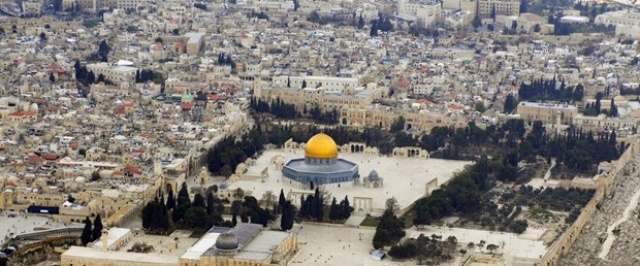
304,133,338,158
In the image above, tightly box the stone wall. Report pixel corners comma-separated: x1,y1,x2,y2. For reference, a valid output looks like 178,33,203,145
538,139,640,265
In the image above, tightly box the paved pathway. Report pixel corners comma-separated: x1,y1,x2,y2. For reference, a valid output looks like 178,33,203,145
598,185,640,259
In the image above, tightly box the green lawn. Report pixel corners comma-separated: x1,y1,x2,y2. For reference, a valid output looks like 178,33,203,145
360,216,380,227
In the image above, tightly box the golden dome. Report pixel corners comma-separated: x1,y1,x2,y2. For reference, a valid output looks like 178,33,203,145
304,133,338,158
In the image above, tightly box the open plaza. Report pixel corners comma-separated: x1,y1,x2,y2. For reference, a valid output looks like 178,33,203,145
0,212,70,242
227,145,472,213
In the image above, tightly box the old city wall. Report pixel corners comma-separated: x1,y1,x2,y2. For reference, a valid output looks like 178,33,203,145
0,17,81,34
538,139,640,265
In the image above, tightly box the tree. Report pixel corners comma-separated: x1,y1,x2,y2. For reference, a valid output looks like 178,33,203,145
340,196,353,220
595,92,603,114
166,188,176,210
358,14,365,29
280,201,295,231
278,189,286,208
92,214,103,241
49,73,56,83
206,192,216,215
174,183,191,222
504,94,516,113
486,244,498,254
534,24,541,32
98,40,110,57
329,197,340,221
487,24,495,32
390,116,405,132
490,4,496,21
372,210,405,249
370,22,378,37
609,98,618,117
385,197,399,212
87,71,96,84
293,0,299,11
519,0,527,13
193,194,205,208
39,32,47,42
511,20,518,31
81,217,93,246
97,73,105,83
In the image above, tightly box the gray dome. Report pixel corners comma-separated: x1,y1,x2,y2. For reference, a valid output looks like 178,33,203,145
215,232,239,250
368,170,379,179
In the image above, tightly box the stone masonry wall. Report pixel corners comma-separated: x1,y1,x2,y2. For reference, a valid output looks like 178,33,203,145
538,139,640,266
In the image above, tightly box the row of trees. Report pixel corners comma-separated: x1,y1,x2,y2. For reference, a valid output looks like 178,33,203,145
249,97,339,124
388,234,458,263
206,126,266,177
74,60,108,86
369,16,393,37
583,93,618,117
299,187,326,221
517,78,584,102
421,119,623,173
411,119,623,226
142,184,230,233
251,98,298,120
329,196,354,221
80,214,103,246
135,69,157,83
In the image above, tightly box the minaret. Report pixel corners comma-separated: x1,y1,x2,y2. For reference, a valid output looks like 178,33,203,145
555,110,562,134
101,229,109,252
253,77,263,98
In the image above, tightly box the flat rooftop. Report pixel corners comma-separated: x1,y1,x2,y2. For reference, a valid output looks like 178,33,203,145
63,246,177,265
119,229,199,259
518,102,577,110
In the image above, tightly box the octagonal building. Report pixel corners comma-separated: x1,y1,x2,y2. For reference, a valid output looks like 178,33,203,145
282,133,359,189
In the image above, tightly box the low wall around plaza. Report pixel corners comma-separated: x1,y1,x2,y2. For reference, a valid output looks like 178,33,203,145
538,139,640,265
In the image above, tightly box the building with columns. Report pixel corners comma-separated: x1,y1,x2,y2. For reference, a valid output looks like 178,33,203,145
61,223,298,266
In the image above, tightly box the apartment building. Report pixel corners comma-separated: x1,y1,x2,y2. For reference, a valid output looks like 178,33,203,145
478,0,520,18
86,63,137,85
516,101,578,125
397,0,442,27
272,76,359,92
21,1,42,17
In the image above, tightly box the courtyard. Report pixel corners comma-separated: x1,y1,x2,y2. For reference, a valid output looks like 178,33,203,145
227,148,472,213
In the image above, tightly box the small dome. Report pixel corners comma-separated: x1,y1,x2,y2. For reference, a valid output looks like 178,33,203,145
304,133,338,158
368,170,379,179
215,232,239,250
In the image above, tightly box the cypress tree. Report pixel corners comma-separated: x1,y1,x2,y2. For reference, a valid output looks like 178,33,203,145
279,189,286,208
206,192,215,215
314,188,324,221
329,197,339,221
280,201,295,231
81,217,93,246
92,214,103,241
166,188,176,210
340,196,353,220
